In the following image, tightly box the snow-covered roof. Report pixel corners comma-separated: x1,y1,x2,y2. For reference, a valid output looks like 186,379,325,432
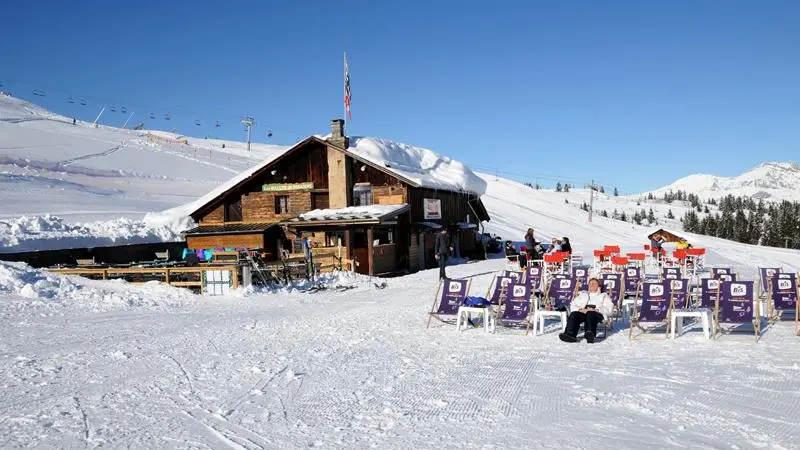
345,137,487,196
287,204,409,224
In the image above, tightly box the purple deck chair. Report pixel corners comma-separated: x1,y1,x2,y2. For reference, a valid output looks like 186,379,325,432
526,266,543,293
669,278,691,309
768,273,798,322
488,275,516,305
546,277,577,310
759,267,782,296
662,267,681,281
427,278,471,328
711,267,733,279
624,267,642,297
499,283,533,333
602,273,624,306
717,273,737,283
572,267,590,291
699,278,721,309
716,280,760,340
503,270,524,285
630,281,671,339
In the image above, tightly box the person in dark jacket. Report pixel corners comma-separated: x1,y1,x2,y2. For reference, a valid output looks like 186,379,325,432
524,228,541,263
560,237,572,254
435,228,453,279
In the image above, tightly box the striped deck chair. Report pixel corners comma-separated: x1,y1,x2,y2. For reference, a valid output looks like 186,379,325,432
487,275,516,305
715,280,761,342
498,283,534,334
766,273,798,328
427,278,471,328
602,273,626,320
629,281,672,340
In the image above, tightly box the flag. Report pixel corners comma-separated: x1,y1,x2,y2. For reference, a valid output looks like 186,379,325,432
344,54,352,120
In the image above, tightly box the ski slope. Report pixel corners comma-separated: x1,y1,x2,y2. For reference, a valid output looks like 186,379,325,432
2,96,800,449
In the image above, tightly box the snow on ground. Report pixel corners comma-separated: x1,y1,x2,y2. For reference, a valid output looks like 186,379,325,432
2,257,800,449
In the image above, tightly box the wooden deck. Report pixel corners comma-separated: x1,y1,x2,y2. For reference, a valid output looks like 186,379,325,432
48,265,240,293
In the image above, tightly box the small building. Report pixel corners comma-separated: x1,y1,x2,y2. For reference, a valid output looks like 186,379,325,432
648,228,686,244
183,120,490,276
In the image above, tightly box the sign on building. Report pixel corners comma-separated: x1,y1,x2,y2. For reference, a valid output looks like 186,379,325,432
262,182,313,192
423,198,442,220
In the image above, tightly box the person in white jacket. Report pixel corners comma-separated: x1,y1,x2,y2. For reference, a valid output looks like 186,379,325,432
559,277,614,343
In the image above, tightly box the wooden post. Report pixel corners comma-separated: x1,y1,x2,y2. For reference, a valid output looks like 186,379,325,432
232,267,239,289
367,227,374,276
165,268,171,284
344,229,352,260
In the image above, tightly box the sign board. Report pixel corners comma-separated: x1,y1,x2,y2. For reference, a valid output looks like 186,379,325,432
262,182,313,192
203,269,232,296
423,198,442,220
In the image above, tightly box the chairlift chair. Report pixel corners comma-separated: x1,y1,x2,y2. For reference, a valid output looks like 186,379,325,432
110,105,117,112
267,129,273,137
149,112,155,119
121,106,128,114
215,121,221,128
194,120,201,126
164,113,171,120
68,96,75,104
32,89,46,97
80,98,87,105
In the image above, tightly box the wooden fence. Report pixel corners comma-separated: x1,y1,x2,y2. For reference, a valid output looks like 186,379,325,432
48,265,239,293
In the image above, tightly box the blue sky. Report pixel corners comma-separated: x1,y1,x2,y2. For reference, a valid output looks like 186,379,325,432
2,0,799,193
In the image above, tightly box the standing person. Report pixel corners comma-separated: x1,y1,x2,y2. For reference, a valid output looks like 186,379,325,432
524,228,541,263
559,278,614,343
302,236,314,279
435,228,453,280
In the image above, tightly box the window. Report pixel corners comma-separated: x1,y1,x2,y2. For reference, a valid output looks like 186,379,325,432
274,195,290,214
224,196,242,222
353,183,373,206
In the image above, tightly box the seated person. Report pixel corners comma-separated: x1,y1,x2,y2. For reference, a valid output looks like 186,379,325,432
559,277,614,343
504,241,519,258
547,238,562,254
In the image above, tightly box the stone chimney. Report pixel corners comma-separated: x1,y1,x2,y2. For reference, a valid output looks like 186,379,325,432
327,119,349,149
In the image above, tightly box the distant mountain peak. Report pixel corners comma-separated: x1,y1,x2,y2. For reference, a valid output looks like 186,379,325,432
640,161,800,202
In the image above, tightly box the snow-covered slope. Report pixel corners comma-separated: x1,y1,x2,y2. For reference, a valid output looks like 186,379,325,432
641,162,800,202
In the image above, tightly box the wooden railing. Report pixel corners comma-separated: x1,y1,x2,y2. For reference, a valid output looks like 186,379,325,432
48,266,239,293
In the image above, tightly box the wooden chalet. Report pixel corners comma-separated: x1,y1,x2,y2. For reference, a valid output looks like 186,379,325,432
184,120,490,276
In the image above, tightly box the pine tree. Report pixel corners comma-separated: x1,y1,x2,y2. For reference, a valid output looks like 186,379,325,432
564,183,570,192
565,198,569,204
599,186,605,194
613,187,619,196
612,209,619,219
556,182,562,192
633,211,642,225
601,210,609,218
620,211,628,222
647,192,654,200
703,205,710,214
667,209,675,219
647,208,656,224
535,183,541,190
636,200,641,206
733,210,748,243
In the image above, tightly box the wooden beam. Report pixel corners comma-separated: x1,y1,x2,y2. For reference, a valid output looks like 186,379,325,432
344,229,351,260
367,227,374,277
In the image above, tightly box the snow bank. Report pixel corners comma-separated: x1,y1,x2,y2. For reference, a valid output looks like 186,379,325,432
348,136,487,195
293,204,407,222
0,215,184,253
0,261,196,310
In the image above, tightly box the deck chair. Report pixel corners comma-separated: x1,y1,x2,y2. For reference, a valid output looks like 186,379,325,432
487,275,515,305
699,278,720,309
759,267,782,298
572,266,590,291
669,278,691,309
427,278,471,328
498,283,533,334
662,267,681,281
531,277,578,335
629,281,672,339
624,267,642,297
717,273,737,283
767,273,798,326
711,267,733,279
602,273,625,319
715,280,761,342
502,270,524,285
525,266,544,294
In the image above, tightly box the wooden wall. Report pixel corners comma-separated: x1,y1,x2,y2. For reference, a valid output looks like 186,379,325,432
241,142,329,192
409,232,420,272
372,244,397,275
186,233,264,250
200,205,224,225
408,188,473,224
241,190,312,223
373,185,408,204
350,158,404,187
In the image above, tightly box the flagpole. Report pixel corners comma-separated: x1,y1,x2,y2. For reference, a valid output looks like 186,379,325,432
343,52,347,135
